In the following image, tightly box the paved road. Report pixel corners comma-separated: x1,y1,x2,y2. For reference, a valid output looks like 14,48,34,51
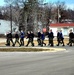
0,47,74,75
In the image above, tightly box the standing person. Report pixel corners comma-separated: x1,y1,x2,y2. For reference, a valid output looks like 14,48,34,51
48,29,54,46
8,31,14,46
56,30,60,46
41,32,46,47
37,30,41,46
20,30,25,46
26,31,34,47
59,30,65,46
14,31,21,47
68,29,74,46
48,30,51,46
31,31,34,46
5,32,10,46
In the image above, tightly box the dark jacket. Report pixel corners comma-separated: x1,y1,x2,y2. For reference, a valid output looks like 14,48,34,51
20,32,25,39
27,33,31,39
9,33,13,39
59,32,64,39
15,33,19,39
69,32,74,39
48,32,50,38
48,32,54,38
41,33,45,40
57,32,60,39
38,32,41,38
31,33,34,39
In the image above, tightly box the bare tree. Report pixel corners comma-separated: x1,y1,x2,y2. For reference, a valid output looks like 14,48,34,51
4,0,72,33
54,1,66,23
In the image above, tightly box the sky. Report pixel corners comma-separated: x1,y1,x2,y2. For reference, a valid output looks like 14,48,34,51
0,0,74,9
45,0,74,9
0,0,5,6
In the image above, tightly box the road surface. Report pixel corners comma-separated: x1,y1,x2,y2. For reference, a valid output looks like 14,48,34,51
0,47,74,75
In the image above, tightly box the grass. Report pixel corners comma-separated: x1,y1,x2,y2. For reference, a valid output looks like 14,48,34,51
0,48,55,52
0,38,69,46
0,38,68,52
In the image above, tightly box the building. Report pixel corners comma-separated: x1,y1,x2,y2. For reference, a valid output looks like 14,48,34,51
49,23,74,36
0,19,18,34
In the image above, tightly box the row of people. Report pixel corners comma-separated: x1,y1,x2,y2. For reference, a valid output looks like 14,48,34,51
38,29,65,47
5,30,46,47
24,31,46,47
6,30,24,46
56,30,65,46
5,29,74,47
56,29,74,46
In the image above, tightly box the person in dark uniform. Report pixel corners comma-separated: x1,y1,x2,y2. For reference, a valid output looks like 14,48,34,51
37,30,41,46
8,31,14,46
59,30,65,46
56,30,60,46
5,32,10,46
14,31,21,46
31,31,34,46
48,30,51,46
26,31,34,46
20,30,25,46
48,29,54,46
68,29,74,46
41,32,46,47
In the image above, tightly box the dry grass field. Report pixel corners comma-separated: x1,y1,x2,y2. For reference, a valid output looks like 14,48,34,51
0,38,69,47
0,37,68,52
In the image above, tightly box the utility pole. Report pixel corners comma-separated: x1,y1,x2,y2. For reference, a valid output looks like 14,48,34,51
57,5,61,23
10,4,12,33
58,8,59,23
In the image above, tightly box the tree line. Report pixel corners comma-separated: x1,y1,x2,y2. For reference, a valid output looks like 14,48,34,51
0,0,74,33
